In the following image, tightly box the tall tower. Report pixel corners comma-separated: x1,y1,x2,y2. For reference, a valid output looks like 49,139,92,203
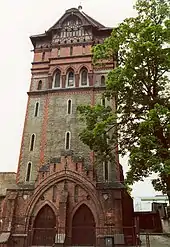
0,7,135,247
16,7,116,185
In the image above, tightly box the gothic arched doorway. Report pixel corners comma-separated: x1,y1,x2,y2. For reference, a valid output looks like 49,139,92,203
72,204,96,246
32,205,56,246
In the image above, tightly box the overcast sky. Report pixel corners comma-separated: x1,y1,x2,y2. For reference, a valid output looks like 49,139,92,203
0,0,158,198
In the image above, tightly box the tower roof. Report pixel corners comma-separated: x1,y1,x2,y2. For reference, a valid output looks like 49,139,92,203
30,7,112,46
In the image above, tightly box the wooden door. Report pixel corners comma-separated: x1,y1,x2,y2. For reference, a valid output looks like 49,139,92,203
72,204,96,246
32,205,56,246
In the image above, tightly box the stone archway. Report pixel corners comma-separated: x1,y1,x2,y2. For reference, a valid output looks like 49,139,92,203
32,205,56,246
72,204,96,246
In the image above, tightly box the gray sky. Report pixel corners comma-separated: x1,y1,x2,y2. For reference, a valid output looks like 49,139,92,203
0,0,157,197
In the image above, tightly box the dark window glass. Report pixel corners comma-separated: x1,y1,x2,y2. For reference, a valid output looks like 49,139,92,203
35,102,39,117
68,100,72,114
66,132,70,150
104,161,109,181
37,80,42,90
30,134,35,151
26,163,31,182
101,76,105,86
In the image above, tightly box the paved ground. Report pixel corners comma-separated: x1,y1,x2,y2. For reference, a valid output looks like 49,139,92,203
140,235,170,246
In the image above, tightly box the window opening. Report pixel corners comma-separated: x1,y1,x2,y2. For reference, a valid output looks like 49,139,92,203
30,134,35,151
37,80,42,90
54,72,61,88
26,163,32,182
35,102,39,117
65,132,70,150
81,69,88,86
67,100,72,114
67,71,74,87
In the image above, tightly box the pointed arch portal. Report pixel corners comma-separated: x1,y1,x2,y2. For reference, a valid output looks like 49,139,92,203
72,204,96,246
32,205,56,246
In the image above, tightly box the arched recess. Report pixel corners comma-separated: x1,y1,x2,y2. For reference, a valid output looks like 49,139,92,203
32,205,56,246
72,204,96,246
79,67,89,86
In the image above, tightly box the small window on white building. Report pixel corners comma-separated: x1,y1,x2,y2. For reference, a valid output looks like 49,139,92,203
67,70,75,87
26,162,32,182
65,132,71,150
30,134,35,151
67,99,72,114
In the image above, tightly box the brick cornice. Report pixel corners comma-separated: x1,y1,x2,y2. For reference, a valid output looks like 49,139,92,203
27,86,105,96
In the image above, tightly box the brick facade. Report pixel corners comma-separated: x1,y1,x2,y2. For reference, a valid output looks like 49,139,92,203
0,7,134,247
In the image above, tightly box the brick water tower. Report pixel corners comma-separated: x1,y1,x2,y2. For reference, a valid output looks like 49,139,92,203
0,6,135,247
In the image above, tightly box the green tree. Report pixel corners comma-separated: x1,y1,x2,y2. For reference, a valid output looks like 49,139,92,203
78,0,170,201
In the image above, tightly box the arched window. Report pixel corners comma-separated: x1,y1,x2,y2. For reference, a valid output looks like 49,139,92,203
80,69,88,86
26,162,32,182
54,71,61,88
67,70,75,87
37,80,42,90
67,99,72,114
30,134,35,151
34,102,39,117
101,76,105,86
65,132,71,150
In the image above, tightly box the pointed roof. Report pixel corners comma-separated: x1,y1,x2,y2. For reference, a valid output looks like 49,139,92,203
47,7,105,31
30,7,111,45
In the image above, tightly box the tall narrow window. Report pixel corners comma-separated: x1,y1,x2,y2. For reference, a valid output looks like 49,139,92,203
67,70,75,87
74,185,79,202
104,161,109,181
34,102,39,117
26,163,32,182
37,80,42,90
54,71,61,88
65,132,70,150
67,100,72,114
30,134,35,151
80,69,88,86
101,76,105,86
70,46,73,56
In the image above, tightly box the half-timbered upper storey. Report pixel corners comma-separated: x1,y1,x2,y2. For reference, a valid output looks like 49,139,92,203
30,7,112,49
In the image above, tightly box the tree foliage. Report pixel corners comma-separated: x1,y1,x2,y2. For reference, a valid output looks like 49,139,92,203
78,0,170,199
